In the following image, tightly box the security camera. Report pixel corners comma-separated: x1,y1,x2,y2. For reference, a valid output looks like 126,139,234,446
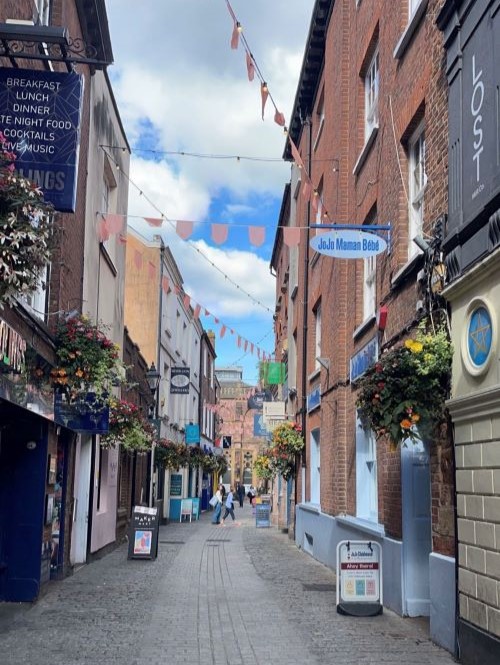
413,236,431,253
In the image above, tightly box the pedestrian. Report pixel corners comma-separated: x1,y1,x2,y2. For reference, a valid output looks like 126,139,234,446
247,485,256,505
211,484,224,524
236,482,245,508
220,486,236,525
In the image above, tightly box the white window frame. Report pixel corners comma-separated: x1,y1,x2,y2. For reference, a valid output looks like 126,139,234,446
409,0,423,20
356,415,378,522
363,253,376,320
36,0,51,25
408,122,426,259
22,263,49,320
310,428,321,505
365,48,379,139
314,305,322,371
313,92,325,151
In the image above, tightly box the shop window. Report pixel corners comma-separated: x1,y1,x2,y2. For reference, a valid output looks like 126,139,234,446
408,122,426,259
356,414,378,521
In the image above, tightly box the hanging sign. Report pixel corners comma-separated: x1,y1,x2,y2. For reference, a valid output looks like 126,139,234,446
170,367,190,394
185,423,200,445
0,68,83,212
336,540,383,616
310,229,387,258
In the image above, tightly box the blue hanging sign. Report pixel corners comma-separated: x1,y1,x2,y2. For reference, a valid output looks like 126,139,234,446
0,68,83,212
310,229,387,259
350,335,379,382
185,423,200,445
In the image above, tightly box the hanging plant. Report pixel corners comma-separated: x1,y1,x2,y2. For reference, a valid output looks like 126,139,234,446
50,314,124,405
100,399,155,453
356,320,453,450
155,439,189,469
254,452,273,481
0,135,54,306
188,445,206,468
201,453,218,473
254,422,304,481
215,454,228,478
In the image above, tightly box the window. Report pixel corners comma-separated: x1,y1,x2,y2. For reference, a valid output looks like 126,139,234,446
365,48,379,139
356,415,378,521
363,253,376,321
310,429,321,505
314,304,322,371
314,180,323,226
313,89,325,151
36,0,51,25
22,263,49,320
409,0,423,19
408,123,426,258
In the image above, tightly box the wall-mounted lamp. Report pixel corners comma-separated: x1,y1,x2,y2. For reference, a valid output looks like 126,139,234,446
413,235,431,253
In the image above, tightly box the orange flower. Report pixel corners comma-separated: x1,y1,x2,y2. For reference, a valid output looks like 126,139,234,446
400,419,412,429
411,413,420,423
75,368,84,378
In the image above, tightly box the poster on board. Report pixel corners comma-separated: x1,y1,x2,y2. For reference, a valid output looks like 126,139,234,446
336,540,383,616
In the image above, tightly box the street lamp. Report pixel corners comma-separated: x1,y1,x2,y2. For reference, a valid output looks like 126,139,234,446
146,362,161,507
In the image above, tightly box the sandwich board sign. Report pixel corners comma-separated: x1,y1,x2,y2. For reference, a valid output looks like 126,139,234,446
336,540,383,616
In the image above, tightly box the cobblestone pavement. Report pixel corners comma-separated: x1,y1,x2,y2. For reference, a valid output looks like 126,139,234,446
0,503,456,665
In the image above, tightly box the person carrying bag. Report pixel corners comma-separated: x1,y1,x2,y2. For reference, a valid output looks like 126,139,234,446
210,485,223,524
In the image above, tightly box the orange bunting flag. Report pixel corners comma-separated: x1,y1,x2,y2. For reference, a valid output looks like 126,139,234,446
302,180,312,201
246,52,255,81
176,220,193,240
220,325,227,339
103,213,123,235
98,218,110,242
244,340,248,352
162,276,169,294
194,304,201,319
145,217,163,227
148,261,156,280
118,233,127,244
237,336,242,348
249,226,265,247
231,21,240,49
211,223,228,245
183,294,191,309
261,82,269,120
283,227,301,247
134,249,143,270
289,137,305,170
274,110,286,127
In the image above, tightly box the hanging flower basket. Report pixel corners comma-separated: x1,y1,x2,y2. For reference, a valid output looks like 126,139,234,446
51,314,124,405
254,421,304,481
356,320,453,450
100,398,155,453
254,452,274,481
154,439,189,470
0,135,54,306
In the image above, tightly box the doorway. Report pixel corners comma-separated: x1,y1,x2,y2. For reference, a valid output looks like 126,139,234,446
401,438,432,616
0,409,47,601
71,434,92,565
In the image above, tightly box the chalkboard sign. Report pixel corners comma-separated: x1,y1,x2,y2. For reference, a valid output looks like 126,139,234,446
128,506,159,560
170,474,182,496
255,503,270,528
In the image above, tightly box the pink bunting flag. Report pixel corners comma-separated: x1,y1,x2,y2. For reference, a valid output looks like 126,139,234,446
183,294,191,309
246,52,255,81
230,329,234,335
257,348,261,359
148,261,156,280
250,343,254,355
302,180,312,201
134,249,143,270
249,226,265,247
214,318,219,324
176,220,193,240
231,21,240,49
244,340,248,352
145,217,163,227
174,285,180,295
103,213,123,235
237,336,242,348
220,325,227,339
211,223,228,245
118,233,127,244
311,192,319,214
98,218,110,242
283,227,301,247
289,137,305,170
261,83,269,120
274,110,286,127
205,309,210,316
162,276,169,294
193,304,201,319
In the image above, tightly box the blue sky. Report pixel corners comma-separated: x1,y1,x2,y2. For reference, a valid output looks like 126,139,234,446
105,0,315,383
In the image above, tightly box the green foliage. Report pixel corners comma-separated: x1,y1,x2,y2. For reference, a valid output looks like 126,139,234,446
254,421,304,481
155,440,189,469
356,320,453,449
100,399,155,453
0,134,54,305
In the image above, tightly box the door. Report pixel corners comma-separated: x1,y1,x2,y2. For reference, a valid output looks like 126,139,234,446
0,413,47,601
402,438,432,616
71,435,91,565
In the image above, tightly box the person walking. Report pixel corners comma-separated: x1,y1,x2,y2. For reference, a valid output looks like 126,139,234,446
236,482,245,508
220,486,236,525
211,484,224,524
247,485,256,505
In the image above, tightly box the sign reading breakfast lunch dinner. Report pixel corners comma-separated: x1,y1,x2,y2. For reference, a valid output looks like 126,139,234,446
310,229,387,259
0,68,83,212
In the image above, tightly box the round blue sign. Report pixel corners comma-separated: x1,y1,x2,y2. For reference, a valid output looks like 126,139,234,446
467,306,492,367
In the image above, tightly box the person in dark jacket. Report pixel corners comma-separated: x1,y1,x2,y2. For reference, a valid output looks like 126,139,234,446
236,482,245,508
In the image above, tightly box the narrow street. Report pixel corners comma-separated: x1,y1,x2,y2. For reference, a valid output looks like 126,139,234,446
1,504,455,665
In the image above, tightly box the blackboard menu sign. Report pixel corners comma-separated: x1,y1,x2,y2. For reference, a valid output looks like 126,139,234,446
127,506,159,560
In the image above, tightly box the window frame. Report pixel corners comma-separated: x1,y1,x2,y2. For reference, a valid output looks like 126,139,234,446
355,414,378,522
408,121,426,259
314,304,322,371
364,48,379,140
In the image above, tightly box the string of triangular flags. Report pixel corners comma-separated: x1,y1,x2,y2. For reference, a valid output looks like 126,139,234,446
223,0,335,226
97,215,274,361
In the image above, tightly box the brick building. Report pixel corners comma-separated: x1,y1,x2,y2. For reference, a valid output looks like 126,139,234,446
272,0,455,651
0,0,130,600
